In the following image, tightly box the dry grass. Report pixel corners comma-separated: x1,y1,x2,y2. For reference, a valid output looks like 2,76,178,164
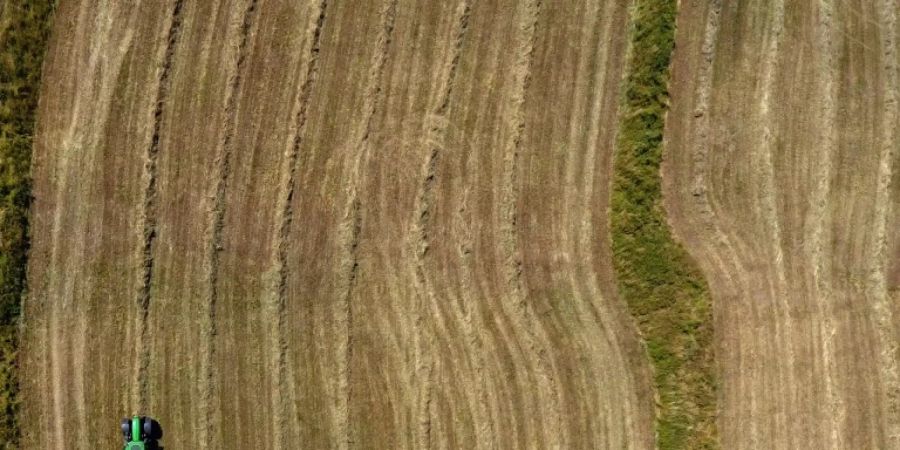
0,1,54,446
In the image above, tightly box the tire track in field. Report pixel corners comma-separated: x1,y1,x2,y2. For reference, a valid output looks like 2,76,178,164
202,1,259,447
425,108,500,446
268,2,328,449
681,1,753,428
401,6,512,444
682,0,724,229
675,0,745,309
562,1,652,445
751,2,796,445
663,1,769,447
338,198,362,448
451,191,496,449
54,4,139,446
437,2,550,444
411,149,437,449
497,1,563,446
408,1,471,445
810,1,843,446
44,2,100,444
337,1,397,444
135,0,184,413
45,2,92,444
872,0,900,442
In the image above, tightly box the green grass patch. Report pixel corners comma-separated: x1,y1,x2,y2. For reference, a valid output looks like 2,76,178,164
611,0,718,448
0,1,55,447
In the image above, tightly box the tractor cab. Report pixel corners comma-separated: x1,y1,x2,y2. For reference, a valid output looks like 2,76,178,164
121,415,155,450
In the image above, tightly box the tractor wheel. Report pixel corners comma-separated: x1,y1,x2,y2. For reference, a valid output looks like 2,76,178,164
142,416,152,439
121,418,130,441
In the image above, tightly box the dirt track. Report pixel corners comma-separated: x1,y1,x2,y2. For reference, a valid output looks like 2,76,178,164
665,0,900,448
21,1,655,448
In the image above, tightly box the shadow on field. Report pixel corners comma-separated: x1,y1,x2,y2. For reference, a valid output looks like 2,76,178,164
147,418,164,450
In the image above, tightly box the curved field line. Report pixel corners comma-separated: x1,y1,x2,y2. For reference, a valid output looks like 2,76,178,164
201,1,260,447
45,2,99,445
497,2,565,446
565,2,653,446
44,2,88,445
268,1,329,448
135,0,184,413
408,1,473,446
337,1,398,445
747,1,798,445
810,0,843,445
871,0,900,443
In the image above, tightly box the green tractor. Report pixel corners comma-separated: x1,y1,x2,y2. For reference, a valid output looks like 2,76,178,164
120,415,159,449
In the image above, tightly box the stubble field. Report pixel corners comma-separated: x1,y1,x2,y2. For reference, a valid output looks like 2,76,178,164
15,0,900,449
21,1,656,448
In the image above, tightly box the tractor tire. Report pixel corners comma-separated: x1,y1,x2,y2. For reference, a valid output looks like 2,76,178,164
121,418,130,441
142,416,152,439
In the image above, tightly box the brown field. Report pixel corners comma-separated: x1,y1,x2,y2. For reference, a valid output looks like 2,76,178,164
20,0,900,448
21,1,656,448
665,0,900,448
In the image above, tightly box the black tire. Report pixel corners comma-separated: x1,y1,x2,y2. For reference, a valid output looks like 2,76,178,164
121,418,131,442
142,416,152,440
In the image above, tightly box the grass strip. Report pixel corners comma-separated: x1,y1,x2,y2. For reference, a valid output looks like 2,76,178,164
0,1,55,447
611,0,718,448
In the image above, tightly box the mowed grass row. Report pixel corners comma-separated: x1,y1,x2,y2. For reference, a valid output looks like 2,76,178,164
0,0,55,447
611,0,718,448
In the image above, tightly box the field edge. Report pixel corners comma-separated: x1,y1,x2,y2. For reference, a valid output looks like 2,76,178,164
0,0,56,447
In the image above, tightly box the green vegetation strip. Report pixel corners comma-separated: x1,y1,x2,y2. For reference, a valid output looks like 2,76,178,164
611,0,718,448
0,0,55,447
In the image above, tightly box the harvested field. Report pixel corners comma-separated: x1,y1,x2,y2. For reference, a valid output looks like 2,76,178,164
20,1,656,448
665,0,900,448
19,0,900,447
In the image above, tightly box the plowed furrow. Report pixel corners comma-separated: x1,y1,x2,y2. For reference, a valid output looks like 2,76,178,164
136,0,184,412
496,2,564,446
339,1,398,442
408,2,472,446
201,1,259,448
338,197,363,448
267,1,329,448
